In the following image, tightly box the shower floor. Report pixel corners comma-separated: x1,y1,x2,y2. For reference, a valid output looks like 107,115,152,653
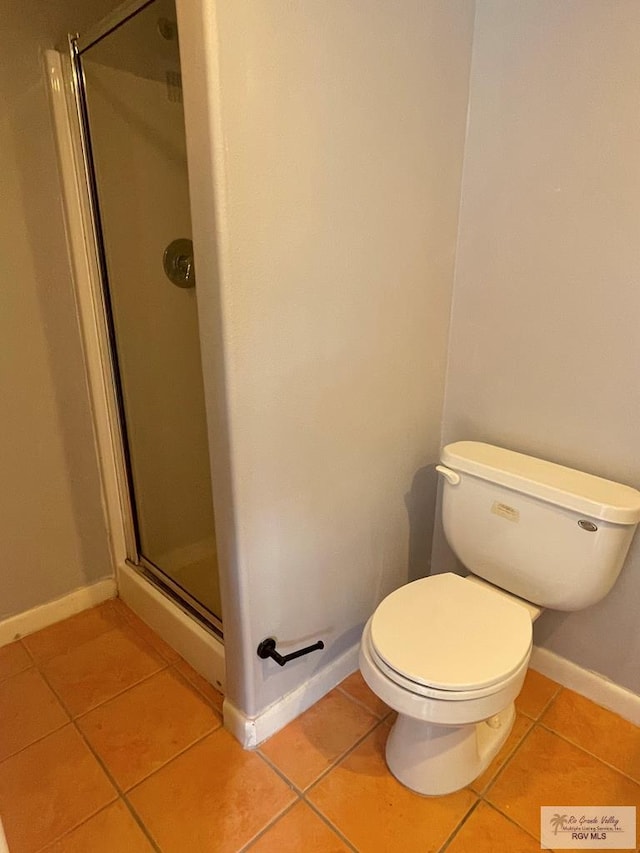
0,599,639,851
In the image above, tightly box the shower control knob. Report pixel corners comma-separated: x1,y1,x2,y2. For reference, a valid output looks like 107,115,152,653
163,238,195,288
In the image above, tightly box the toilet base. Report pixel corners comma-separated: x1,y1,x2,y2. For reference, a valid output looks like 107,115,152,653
385,702,516,796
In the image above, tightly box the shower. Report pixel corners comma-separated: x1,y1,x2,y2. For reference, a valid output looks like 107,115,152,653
58,0,223,638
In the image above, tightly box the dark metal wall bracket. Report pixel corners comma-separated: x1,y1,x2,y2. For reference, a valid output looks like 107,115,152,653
257,637,324,667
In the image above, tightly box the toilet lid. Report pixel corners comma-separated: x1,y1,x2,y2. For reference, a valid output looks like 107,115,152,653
370,573,532,692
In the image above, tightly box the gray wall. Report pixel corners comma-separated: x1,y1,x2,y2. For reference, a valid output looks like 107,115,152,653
438,0,640,693
0,0,117,618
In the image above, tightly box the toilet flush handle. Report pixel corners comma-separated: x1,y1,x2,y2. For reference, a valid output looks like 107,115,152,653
436,465,461,486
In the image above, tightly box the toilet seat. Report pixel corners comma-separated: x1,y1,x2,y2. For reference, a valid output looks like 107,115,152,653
365,625,530,701
370,573,532,695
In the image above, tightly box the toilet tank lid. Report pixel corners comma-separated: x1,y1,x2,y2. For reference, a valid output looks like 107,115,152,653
441,442,640,524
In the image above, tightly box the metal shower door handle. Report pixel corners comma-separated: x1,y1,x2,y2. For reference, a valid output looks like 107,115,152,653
163,238,195,288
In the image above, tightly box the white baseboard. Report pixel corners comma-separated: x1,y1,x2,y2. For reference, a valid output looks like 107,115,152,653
0,577,117,647
530,645,640,726
117,562,225,693
224,642,360,749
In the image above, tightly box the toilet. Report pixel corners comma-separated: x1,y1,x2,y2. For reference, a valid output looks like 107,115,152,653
359,441,640,796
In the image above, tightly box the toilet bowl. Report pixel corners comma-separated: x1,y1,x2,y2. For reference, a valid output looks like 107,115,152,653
359,441,640,796
359,572,533,795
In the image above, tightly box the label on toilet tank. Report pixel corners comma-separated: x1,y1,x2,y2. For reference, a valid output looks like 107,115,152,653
491,501,520,522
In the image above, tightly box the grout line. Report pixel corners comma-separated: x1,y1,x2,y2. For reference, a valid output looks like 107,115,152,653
32,649,166,852
114,604,183,667
258,714,387,797
0,665,76,767
481,799,546,847
119,725,223,794
437,798,480,853
334,684,392,721
300,797,360,852
236,799,302,853
25,620,169,669
480,722,538,801
19,637,35,662
70,708,162,851
517,682,563,725
28,605,228,851
0,668,35,687
0,668,34,687
470,715,535,797
476,722,604,848
0,717,70,766
32,798,121,853
4,604,173,851
535,721,640,788
121,726,223,795
314,716,387,791
116,618,178,665
474,799,546,849
302,716,389,794
70,697,219,850
117,602,225,711
255,749,305,796
0,646,34,685
169,661,224,716
50,661,170,721
536,683,563,720
118,798,162,853
31,799,160,853
20,605,124,666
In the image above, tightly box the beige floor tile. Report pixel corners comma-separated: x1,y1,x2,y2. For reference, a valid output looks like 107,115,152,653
486,726,640,840
128,729,297,853
541,688,640,783
515,668,561,719
307,724,477,853
248,801,351,852
22,602,123,662
172,657,224,713
0,725,117,853
445,801,543,853
77,668,221,790
0,641,31,681
41,625,165,716
0,668,69,760
260,689,378,790
113,600,182,663
338,670,390,719
470,712,533,794
42,801,153,852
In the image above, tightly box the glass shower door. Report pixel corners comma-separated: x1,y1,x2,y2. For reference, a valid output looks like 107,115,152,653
77,0,221,627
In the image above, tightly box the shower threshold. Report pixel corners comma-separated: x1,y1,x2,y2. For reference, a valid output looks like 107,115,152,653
130,558,223,640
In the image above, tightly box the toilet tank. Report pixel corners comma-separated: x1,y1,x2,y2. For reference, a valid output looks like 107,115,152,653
438,442,640,611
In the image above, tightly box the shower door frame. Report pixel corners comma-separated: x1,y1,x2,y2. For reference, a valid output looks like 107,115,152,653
64,2,223,637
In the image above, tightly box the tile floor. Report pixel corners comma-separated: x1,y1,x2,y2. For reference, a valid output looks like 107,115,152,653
0,599,639,852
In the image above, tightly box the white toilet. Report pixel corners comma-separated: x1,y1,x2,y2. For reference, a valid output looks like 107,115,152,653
360,441,640,796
